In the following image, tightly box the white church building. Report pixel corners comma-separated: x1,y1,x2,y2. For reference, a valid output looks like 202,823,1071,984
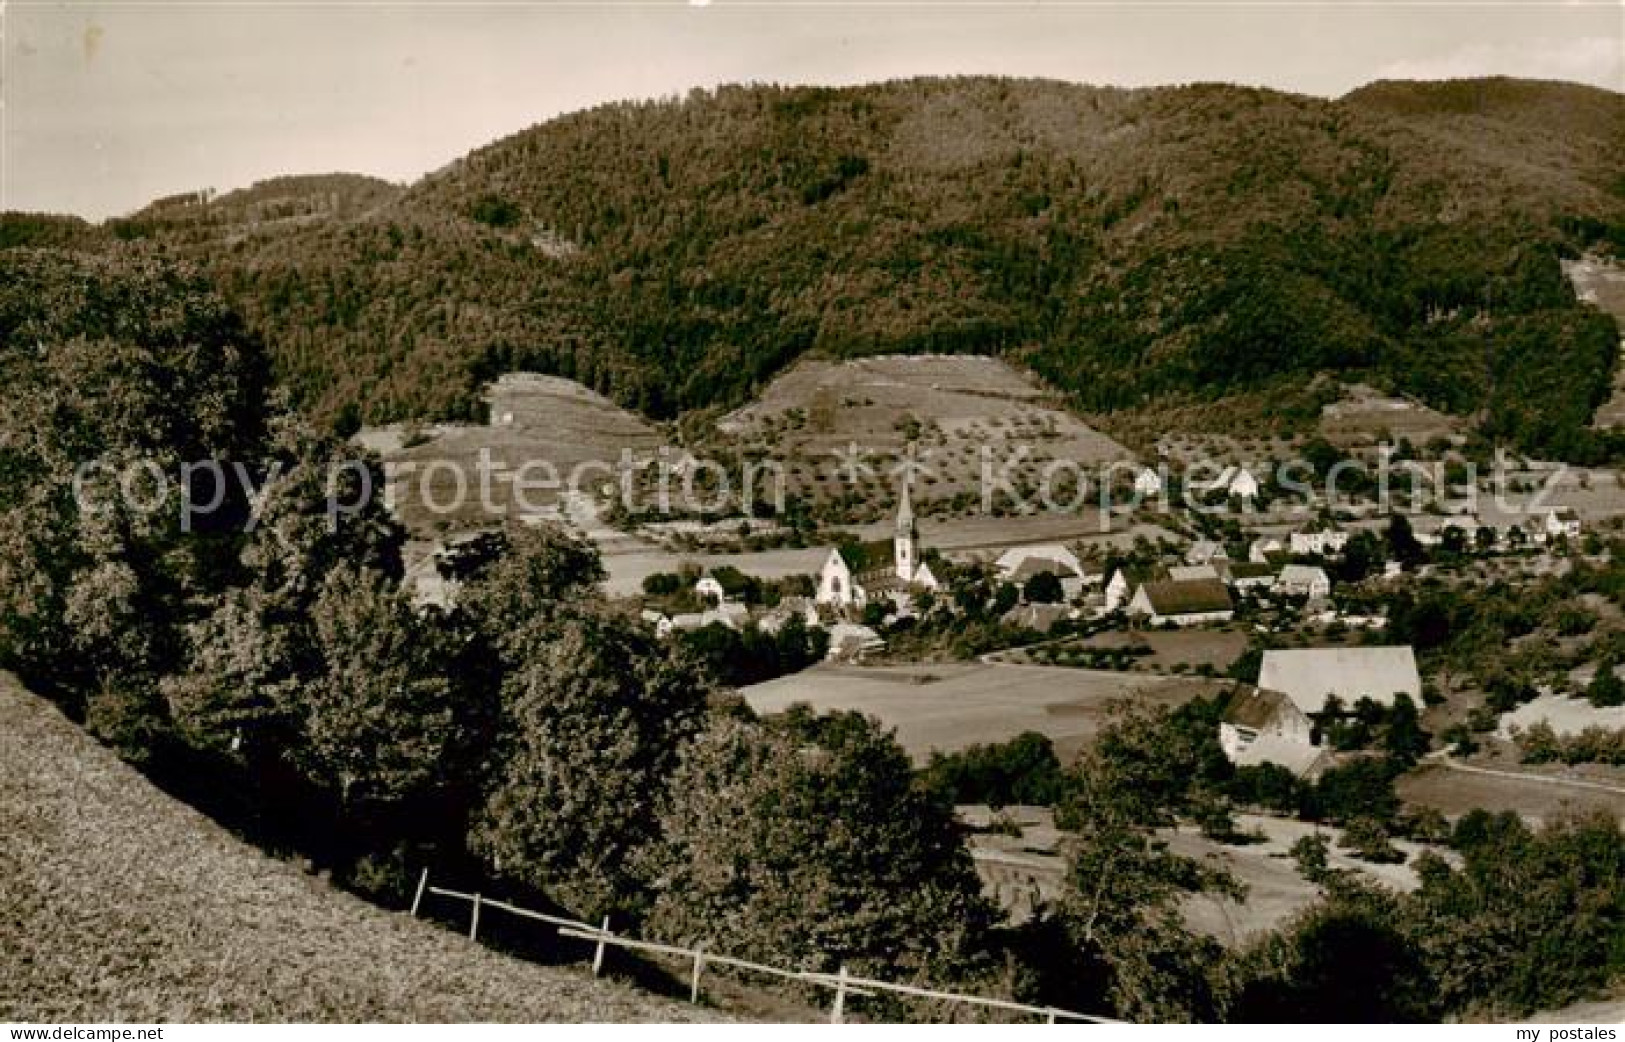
817,483,940,611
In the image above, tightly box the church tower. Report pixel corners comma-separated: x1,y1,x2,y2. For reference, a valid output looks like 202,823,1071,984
894,478,917,582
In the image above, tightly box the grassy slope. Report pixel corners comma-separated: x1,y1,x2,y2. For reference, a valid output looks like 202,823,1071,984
0,672,715,1023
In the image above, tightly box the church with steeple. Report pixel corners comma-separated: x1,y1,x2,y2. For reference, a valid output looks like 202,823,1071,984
815,481,940,611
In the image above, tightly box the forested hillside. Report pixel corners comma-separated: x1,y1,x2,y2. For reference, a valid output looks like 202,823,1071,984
10,76,1625,456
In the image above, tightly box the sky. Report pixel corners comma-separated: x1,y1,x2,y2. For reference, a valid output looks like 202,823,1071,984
4,1,1622,220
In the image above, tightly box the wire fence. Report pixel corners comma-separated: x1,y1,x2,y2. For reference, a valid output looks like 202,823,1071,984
410,868,1120,1025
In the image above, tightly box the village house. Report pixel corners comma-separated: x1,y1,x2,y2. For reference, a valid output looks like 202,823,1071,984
816,485,940,611
1191,465,1260,502
1127,577,1235,627
694,574,727,604
1218,687,1327,776
1185,539,1230,567
1545,507,1582,542
1248,536,1285,563
1226,466,1261,502
1104,566,1154,613
1225,560,1277,592
1275,563,1332,599
995,544,1093,600
1133,467,1164,498
1289,520,1349,557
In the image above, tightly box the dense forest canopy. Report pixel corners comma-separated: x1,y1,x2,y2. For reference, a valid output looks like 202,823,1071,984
5,75,1624,457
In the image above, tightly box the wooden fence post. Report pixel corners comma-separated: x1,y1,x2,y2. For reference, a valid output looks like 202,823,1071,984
410,868,428,918
469,893,482,942
831,964,849,1024
689,943,707,1004
591,915,611,977
1046,1009,1058,1025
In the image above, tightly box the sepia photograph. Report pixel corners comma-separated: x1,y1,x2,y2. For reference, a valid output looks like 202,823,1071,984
1,0,1622,1030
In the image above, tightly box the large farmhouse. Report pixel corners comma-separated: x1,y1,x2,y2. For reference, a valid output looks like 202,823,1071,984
1220,645,1422,773
817,485,940,610
1256,645,1421,715
1127,577,1235,627
995,544,1095,599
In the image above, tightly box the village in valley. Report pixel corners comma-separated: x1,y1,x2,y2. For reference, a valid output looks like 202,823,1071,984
377,353,1625,941
7,17,1625,1021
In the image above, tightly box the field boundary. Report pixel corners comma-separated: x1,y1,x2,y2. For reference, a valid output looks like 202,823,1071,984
412,869,1118,1025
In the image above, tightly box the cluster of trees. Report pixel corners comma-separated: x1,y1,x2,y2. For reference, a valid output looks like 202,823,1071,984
1015,699,1624,1020
920,731,1067,808
0,250,990,984
1516,722,1625,766
675,615,829,688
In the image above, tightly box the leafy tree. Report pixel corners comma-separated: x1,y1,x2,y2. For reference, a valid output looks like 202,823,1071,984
1407,810,1625,1016
293,563,475,813
1023,570,1064,604
1303,757,1401,825
643,709,994,983
1044,703,1242,1020
1222,881,1436,1022
1384,514,1424,569
471,610,711,919
1382,693,1430,765
920,730,1065,808
0,250,270,738
1587,660,1624,708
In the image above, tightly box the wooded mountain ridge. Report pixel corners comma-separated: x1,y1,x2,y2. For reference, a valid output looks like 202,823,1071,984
6,75,1623,456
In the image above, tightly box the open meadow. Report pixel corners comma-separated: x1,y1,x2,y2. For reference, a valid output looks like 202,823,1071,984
1397,759,1625,824
743,662,1218,764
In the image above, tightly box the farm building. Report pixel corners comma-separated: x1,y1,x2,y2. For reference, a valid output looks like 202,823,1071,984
995,544,1093,599
1127,578,1235,627
1256,646,1421,715
648,603,751,638
1189,466,1259,502
1226,561,1277,591
1247,536,1284,563
1218,687,1327,776
694,574,727,604
1168,563,1222,583
758,596,819,635
1545,508,1582,541
1104,566,1156,613
1275,564,1332,598
1002,602,1072,634
826,622,885,660
1289,521,1350,557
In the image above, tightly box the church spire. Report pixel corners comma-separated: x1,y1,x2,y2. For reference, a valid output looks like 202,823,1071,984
894,475,917,581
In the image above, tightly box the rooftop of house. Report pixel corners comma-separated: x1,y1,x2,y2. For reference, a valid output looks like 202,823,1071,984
1137,577,1234,616
1223,686,1306,730
1257,645,1421,715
